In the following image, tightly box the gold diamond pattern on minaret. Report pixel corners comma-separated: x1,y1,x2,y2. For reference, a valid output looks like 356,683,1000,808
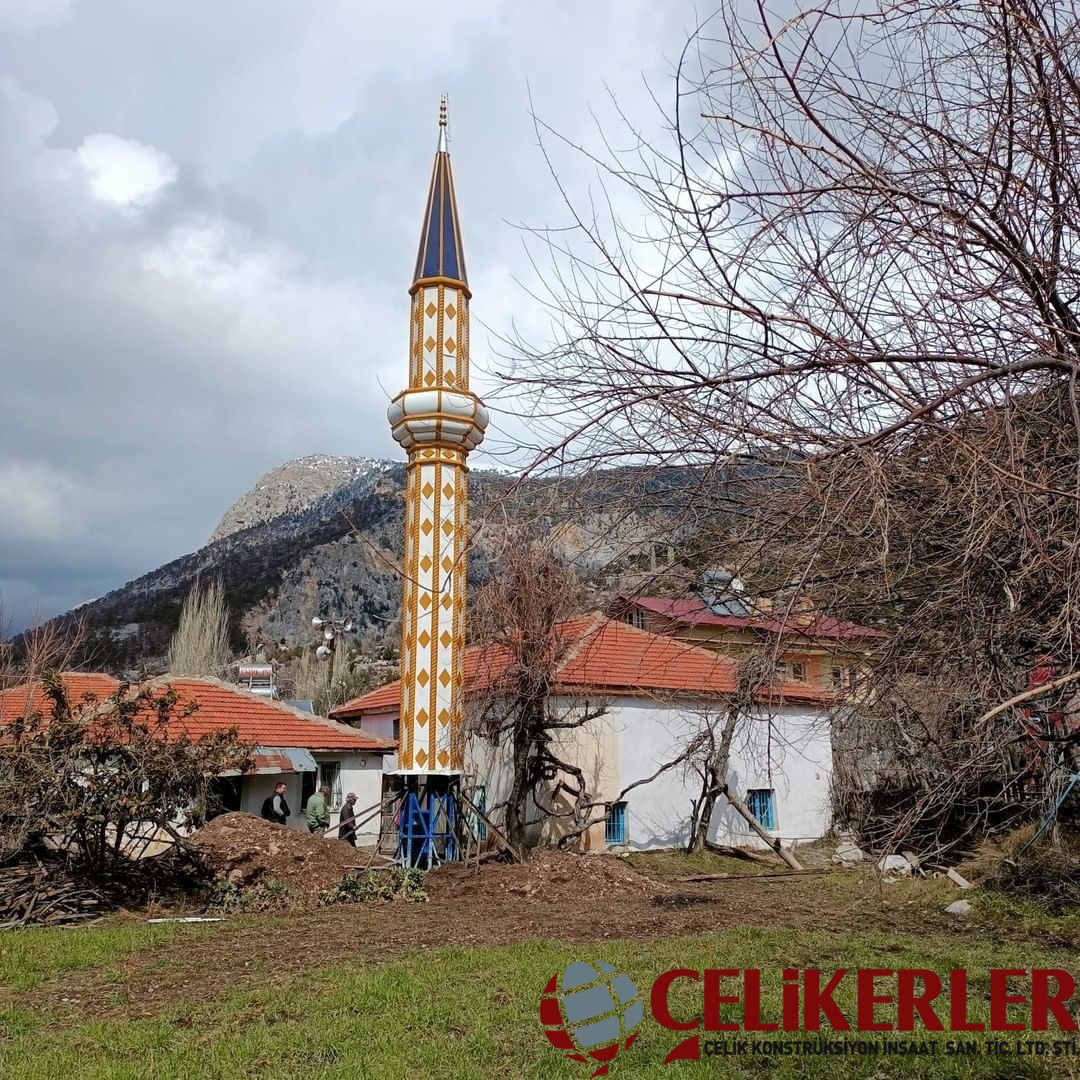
387,98,487,772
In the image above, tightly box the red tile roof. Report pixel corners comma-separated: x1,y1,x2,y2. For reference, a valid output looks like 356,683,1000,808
0,672,121,725
332,613,835,719
625,596,887,641
0,673,394,753
331,639,520,716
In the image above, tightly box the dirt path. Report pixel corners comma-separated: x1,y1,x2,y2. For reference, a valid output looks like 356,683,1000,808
15,865,967,1025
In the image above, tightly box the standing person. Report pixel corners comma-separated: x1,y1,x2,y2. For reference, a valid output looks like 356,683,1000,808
261,781,290,826
339,792,358,846
305,785,331,837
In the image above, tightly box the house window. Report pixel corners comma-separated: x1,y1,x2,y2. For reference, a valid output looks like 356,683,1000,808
470,785,487,840
775,660,807,682
624,608,647,630
319,761,343,810
746,789,777,831
830,665,847,690
604,801,628,845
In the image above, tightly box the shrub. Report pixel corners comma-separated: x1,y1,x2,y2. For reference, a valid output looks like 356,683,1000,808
318,868,427,905
207,877,296,913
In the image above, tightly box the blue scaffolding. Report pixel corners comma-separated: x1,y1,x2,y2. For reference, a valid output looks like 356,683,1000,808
394,774,462,869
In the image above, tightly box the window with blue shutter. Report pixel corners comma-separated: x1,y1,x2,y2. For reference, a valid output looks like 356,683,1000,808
746,789,777,830
604,801,627,845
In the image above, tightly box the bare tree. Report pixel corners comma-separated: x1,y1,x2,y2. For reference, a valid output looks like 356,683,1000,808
1,615,86,695
504,1,1080,854
682,655,775,853
0,676,252,872
468,533,606,852
167,579,232,679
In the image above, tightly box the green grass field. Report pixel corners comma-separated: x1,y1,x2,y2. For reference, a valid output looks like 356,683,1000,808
0,905,1076,1079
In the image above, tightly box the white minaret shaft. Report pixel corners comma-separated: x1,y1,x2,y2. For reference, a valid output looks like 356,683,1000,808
387,99,487,772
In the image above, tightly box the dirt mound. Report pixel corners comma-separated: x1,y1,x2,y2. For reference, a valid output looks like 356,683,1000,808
188,812,370,896
426,849,669,904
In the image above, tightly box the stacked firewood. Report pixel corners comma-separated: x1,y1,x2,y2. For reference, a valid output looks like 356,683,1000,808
0,865,105,928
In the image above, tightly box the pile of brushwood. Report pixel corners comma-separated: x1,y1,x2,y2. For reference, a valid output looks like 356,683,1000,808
206,866,428,913
963,827,1080,914
0,851,214,927
318,867,427,905
0,864,106,928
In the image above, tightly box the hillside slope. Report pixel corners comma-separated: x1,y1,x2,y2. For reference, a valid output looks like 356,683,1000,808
50,456,771,674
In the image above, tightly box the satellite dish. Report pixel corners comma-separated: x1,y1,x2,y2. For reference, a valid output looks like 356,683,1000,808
316,644,331,661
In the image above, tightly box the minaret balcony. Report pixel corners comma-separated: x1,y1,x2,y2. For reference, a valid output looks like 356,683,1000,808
387,388,488,452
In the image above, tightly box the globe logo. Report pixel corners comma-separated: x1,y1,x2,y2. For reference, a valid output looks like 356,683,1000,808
540,960,644,1076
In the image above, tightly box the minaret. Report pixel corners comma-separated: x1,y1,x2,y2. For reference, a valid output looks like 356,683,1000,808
387,99,487,855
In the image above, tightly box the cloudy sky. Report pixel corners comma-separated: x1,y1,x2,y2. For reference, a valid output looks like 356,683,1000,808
0,0,703,631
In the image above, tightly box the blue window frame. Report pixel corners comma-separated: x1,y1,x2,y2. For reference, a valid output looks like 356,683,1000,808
604,801,627,845
746,789,777,830
470,785,487,840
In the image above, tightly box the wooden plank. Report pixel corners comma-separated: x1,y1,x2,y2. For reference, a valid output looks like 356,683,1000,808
460,792,522,863
675,867,831,883
946,867,975,890
723,789,804,870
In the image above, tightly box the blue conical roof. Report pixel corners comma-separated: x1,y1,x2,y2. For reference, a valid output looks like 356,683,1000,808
412,101,467,290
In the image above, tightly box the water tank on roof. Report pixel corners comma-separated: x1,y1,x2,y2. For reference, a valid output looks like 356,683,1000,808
701,568,751,617
237,663,276,698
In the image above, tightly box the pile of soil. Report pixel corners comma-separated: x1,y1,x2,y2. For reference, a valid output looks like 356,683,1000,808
426,849,669,904
188,812,370,896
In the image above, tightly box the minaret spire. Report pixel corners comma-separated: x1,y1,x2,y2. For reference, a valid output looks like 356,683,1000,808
413,97,467,292
387,103,487,856
437,94,448,152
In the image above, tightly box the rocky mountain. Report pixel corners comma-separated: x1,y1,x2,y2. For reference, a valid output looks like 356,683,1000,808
209,455,396,543
47,454,773,675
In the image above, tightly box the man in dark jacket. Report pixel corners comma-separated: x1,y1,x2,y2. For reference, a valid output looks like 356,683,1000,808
261,782,290,826
339,792,358,846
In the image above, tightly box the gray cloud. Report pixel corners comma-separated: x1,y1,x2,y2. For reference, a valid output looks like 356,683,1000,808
0,0,698,630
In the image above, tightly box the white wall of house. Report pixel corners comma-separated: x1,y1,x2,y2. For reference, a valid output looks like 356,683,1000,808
466,695,832,852
238,752,389,845
315,751,386,844
349,696,833,853
609,697,833,851
363,713,397,744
